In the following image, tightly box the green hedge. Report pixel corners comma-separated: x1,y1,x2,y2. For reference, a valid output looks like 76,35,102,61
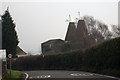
11,37,120,77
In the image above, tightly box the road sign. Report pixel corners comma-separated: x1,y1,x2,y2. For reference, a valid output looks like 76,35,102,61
8,53,12,76
8,54,13,58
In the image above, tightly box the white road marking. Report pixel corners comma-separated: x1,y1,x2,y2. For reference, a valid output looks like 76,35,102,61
24,73,29,80
89,74,93,76
70,73,94,76
29,77,32,79
29,75,51,79
37,76,39,78
39,75,51,78
95,73,120,80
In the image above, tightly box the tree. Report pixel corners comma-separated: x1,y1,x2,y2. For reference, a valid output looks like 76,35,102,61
83,15,114,45
111,25,120,38
2,8,19,57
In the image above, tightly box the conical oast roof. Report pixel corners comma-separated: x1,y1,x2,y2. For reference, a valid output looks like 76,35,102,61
65,20,91,50
65,22,76,42
76,20,90,49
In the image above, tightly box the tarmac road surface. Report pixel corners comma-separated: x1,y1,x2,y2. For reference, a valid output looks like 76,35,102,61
22,70,119,80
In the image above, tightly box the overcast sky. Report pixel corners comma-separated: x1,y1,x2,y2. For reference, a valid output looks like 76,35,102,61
0,0,119,54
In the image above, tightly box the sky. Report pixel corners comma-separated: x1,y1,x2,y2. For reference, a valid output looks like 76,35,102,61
0,0,119,54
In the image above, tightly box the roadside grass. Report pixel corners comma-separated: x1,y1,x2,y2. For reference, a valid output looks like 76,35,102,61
2,69,21,80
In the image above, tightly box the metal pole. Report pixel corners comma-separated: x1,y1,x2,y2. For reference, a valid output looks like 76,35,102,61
6,58,7,70
10,58,11,76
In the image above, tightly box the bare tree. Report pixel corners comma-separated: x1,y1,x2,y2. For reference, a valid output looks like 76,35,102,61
83,15,115,45
111,25,120,38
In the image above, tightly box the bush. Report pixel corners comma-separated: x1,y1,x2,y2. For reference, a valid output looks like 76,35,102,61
11,37,120,77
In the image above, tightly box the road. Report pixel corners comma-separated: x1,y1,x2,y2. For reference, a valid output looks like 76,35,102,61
22,70,119,80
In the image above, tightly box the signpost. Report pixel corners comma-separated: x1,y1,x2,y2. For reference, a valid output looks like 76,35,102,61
8,54,13,76
8,54,12,59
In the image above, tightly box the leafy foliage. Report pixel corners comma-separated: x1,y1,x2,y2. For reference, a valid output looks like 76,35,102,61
2,61,7,78
2,9,19,57
12,37,120,77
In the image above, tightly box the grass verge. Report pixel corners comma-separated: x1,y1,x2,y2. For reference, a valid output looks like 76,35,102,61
2,69,22,80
